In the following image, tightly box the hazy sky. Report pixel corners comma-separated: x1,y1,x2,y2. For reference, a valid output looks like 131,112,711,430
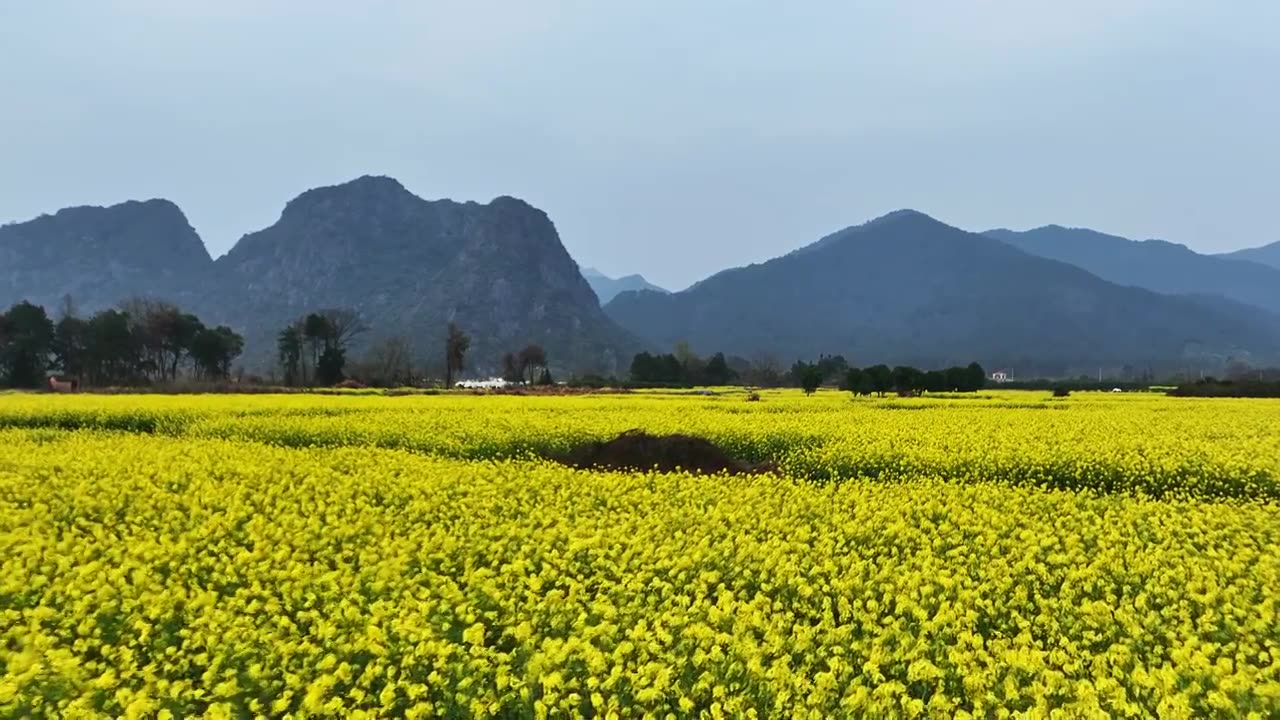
2,2,1277,289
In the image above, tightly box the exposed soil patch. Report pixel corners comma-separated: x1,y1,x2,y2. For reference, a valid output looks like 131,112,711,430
556,430,773,476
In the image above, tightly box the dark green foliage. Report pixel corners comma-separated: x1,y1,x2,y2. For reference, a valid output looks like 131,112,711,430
445,323,470,387
1168,379,1280,398
702,352,737,385
789,361,814,388
799,365,823,395
789,355,848,389
3,300,242,388
84,310,139,385
630,352,685,384
815,354,849,382
502,352,523,383
966,362,987,391
191,326,245,380
0,302,56,388
629,347,739,386
133,303,204,382
277,309,362,386
316,347,346,386
303,313,331,373
865,365,892,396
565,373,618,389
841,361,984,397
923,370,948,393
892,366,924,396
277,326,304,386
52,315,89,384
842,367,866,395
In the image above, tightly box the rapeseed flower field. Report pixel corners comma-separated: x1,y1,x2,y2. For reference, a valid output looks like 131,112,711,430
1,390,1278,716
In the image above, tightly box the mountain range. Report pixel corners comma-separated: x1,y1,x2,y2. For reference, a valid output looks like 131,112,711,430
0,199,211,315
1217,241,1280,271
604,210,1280,376
985,226,1280,315
3,179,1279,378
579,266,668,304
0,177,635,375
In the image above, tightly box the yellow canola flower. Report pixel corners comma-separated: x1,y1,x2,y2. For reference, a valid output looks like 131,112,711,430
1,388,1277,500
0,391,1275,716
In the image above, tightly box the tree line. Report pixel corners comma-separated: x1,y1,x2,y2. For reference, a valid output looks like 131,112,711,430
630,342,738,386
502,343,554,385
838,362,986,396
1167,377,1280,398
275,309,368,386
274,317,554,389
0,298,244,389
4,298,990,394
624,348,986,395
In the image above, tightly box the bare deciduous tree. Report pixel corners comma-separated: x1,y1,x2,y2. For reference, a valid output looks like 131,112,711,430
364,335,414,387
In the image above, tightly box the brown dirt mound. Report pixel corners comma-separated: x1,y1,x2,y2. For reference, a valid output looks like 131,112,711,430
557,430,772,476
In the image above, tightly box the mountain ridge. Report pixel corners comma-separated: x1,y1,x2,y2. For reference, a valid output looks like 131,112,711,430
205,175,636,373
0,198,213,314
985,225,1280,315
1,177,638,375
1218,240,1280,271
605,211,1280,375
579,266,669,304
6,191,1280,378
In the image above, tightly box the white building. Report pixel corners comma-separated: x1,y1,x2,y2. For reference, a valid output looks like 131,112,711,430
455,377,511,389
990,371,1010,384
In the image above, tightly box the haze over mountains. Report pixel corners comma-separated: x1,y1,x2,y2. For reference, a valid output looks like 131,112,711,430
0,199,211,315
1217,242,1280,271
0,177,635,374
604,211,1280,376
204,176,634,372
3,177,1279,378
986,226,1280,315
579,267,668,305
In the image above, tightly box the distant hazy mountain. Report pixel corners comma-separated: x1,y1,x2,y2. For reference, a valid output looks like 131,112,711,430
986,225,1280,314
579,266,668,304
605,210,1280,376
207,176,636,373
0,199,212,313
0,178,637,374
1218,241,1280,271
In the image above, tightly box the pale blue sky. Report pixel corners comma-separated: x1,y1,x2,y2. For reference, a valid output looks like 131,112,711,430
2,1,1277,289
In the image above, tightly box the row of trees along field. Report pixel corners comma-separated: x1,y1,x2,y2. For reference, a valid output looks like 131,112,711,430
6,296,988,393
0,299,244,389
274,318,551,388
275,309,369,387
627,347,986,395
501,344,554,385
630,348,738,385
784,354,986,395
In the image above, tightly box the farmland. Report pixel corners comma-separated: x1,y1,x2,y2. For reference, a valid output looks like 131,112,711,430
1,390,1279,716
